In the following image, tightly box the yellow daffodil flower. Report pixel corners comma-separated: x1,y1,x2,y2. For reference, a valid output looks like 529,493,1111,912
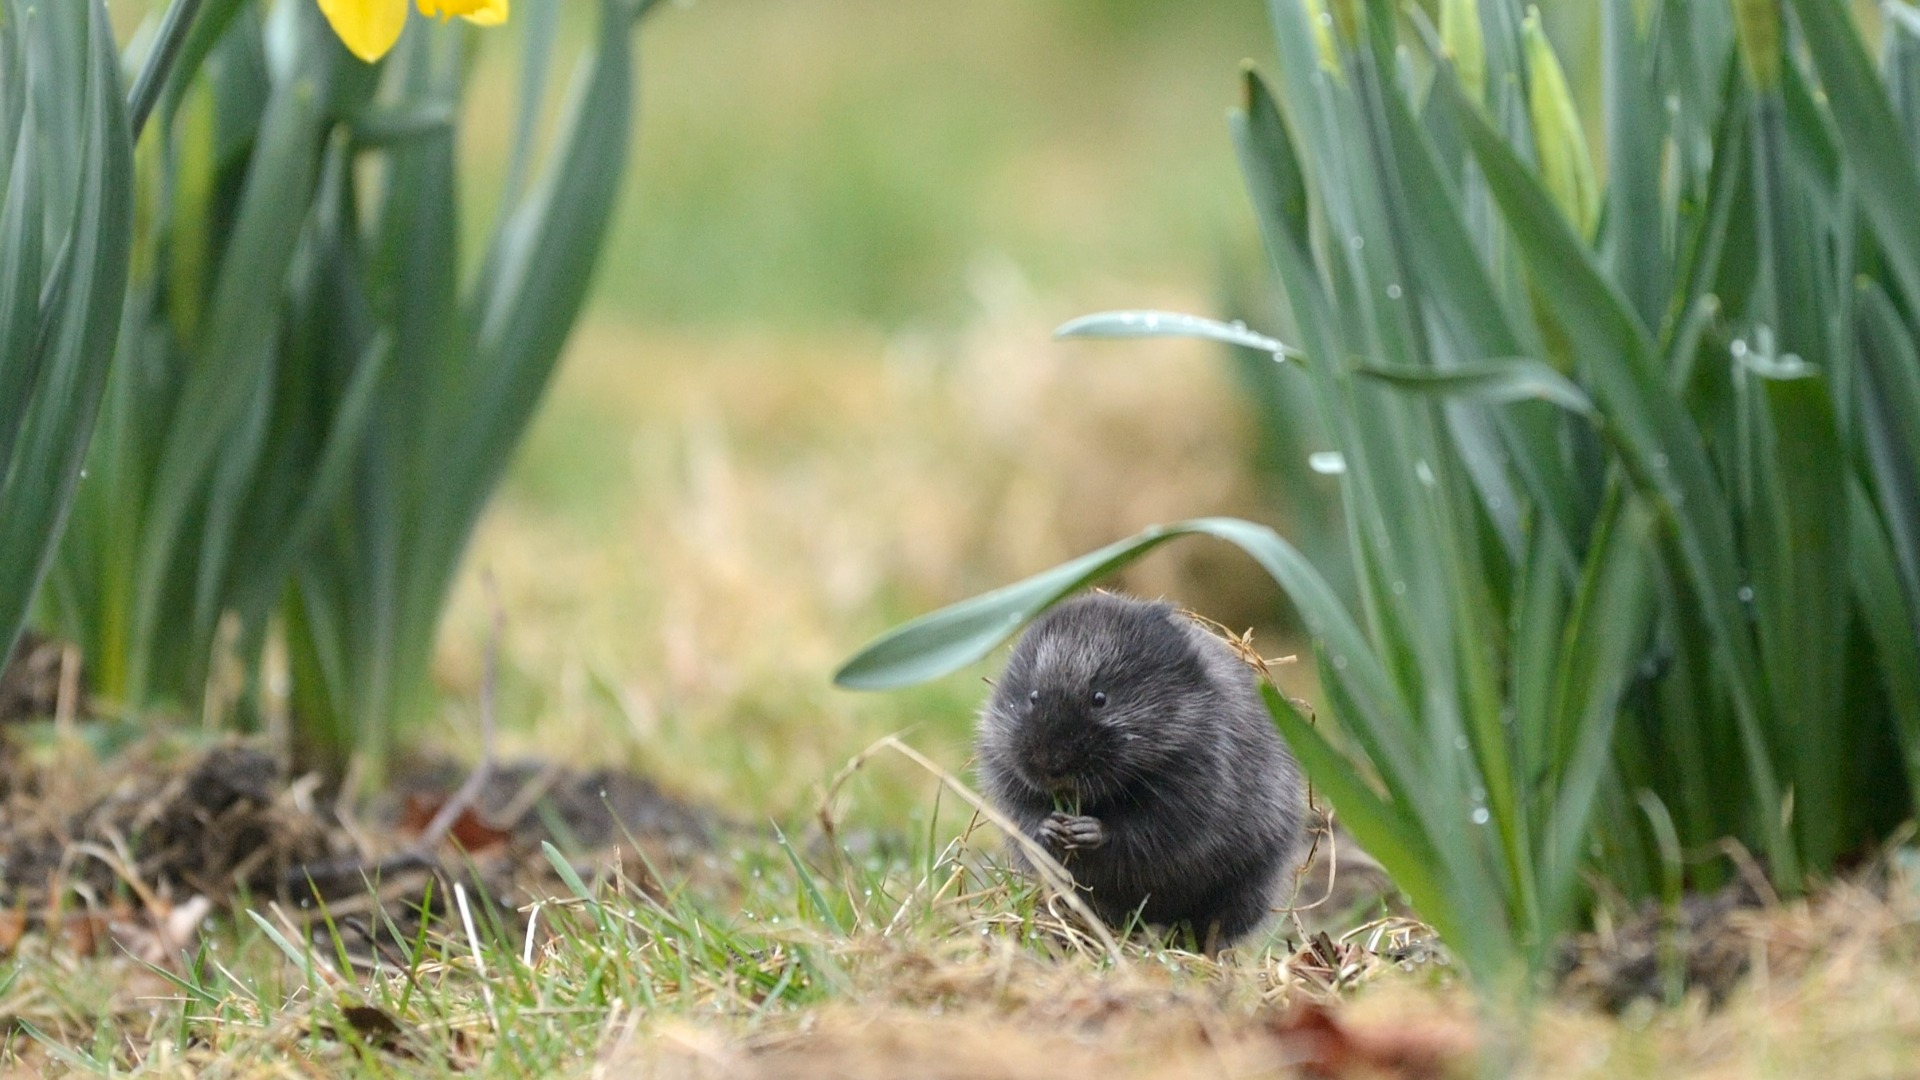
318,0,508,64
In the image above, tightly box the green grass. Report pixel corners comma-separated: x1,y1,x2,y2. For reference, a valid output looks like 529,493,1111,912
0,798,1320,1076
7,782,1920,1077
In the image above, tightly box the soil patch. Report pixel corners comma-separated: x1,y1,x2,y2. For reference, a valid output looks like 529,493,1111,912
0,632,80,728
616,952,1478,1080
0,723,718,964
1557,880,1767,1012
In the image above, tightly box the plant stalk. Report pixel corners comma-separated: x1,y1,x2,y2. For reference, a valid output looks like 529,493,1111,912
126,0,208,141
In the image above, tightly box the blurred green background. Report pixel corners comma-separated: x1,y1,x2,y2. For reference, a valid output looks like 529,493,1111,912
417,0,1300,819
600,0,1270,329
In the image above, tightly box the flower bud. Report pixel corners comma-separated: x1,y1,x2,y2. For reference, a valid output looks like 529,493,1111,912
1730,0,1782,90
1440,0,1486,105
1523,7,1598,238
1300,0,1340,73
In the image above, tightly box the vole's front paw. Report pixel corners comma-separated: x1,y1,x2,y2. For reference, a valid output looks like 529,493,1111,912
1040,811,1106,851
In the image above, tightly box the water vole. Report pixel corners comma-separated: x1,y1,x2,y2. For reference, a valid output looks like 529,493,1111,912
977,592,1307,947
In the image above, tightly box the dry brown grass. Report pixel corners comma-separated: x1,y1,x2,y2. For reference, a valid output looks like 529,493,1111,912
1524,873,1920,1078
594,870,1920,1080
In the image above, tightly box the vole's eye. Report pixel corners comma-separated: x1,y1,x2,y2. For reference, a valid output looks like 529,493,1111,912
1091,691,1108,708
1028,689,1040,706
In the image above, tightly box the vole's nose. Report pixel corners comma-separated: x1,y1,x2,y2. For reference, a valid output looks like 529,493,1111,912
1024,740,1079,790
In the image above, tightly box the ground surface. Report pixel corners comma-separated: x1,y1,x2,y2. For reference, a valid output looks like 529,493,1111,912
2,714,1919,1078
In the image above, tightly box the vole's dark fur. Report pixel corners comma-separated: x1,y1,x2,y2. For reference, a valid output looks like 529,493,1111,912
977,592,1307,947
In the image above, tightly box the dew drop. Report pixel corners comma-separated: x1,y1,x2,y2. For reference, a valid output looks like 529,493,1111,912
1471,807,1491,826
1730,338,1749,358
1386,283,1403,300
1390,580,1407,596
1651,453,1669,469
1350,235,1366,252
1415,459,1437,487
1319,11,1333,25
1737,584,1754,603
1331,654,1349,671
1308,451,1348,475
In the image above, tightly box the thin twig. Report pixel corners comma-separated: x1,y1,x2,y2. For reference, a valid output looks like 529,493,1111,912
522,902,545,968
1282,808,1343,925
279,850,437,894
53,643,80,738
414,574,504,855
453,882,499,1031
65,841,165,915
853,734,1124,961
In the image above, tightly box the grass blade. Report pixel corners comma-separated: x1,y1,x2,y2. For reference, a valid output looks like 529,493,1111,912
773,822,846,936
124,10,336,705
0,98,43,481
836,519,1399,723
1850,480,1920,798
0,0,133,665
1739,351,1848,868
1441,60,1799,887
1260,685,1457,945
1357,358,1596,417
1786,0,1920,310
245,909,318,985
1856,282,1920,599
1537,494,1654,954
1054,309,1302,359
